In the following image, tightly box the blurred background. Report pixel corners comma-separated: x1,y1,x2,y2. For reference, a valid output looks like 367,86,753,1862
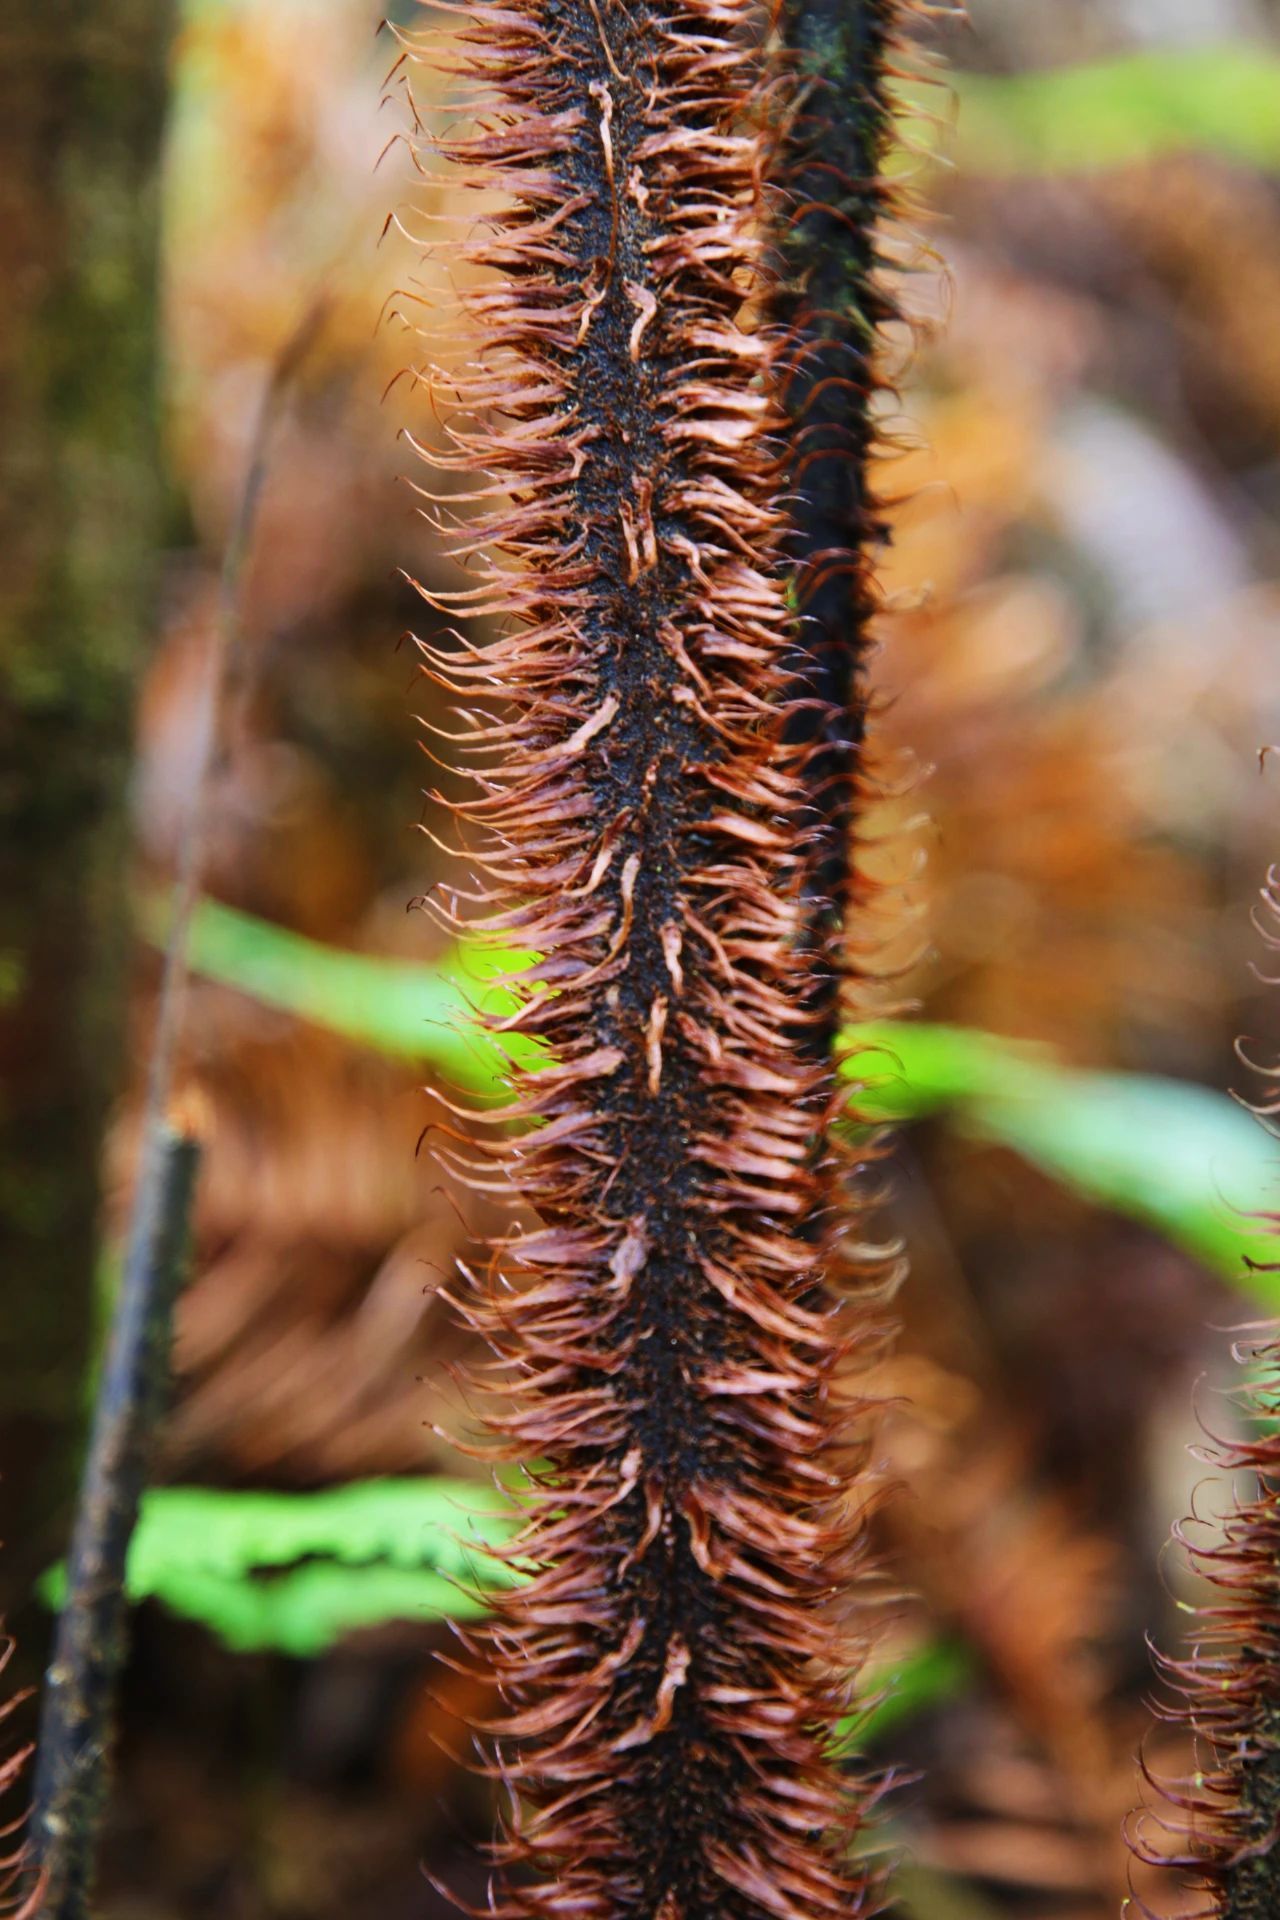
6,0,1280,1914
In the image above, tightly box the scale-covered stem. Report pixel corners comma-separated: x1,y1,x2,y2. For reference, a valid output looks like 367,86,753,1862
1135,1327,1280,1919
1133,868,1280,1917
404,1,884,1915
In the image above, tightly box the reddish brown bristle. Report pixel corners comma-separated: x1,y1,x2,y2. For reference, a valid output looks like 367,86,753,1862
1132,1326,1280,1920
1131,869,1280,1918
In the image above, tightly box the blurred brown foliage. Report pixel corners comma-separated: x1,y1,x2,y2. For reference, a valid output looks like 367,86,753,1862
17,1,1280,1915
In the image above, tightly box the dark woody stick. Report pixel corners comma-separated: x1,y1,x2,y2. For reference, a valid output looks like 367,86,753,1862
30,1123,199,1920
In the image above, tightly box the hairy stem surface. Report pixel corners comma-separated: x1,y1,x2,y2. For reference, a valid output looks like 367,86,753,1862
1133,866,1280,1917
406,1,882,1915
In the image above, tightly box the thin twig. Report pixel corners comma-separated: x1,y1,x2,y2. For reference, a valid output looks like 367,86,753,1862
142,297,328,1133
27,297,325,1918
30,1126,199,1920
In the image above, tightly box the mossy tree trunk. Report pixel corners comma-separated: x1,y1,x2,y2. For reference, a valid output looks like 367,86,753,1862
0,3,172,1616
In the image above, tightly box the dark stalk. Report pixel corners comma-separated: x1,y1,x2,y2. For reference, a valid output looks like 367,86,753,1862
776,0,900,1061
30,1123,199,1919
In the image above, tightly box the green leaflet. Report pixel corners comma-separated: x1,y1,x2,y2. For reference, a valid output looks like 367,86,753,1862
844,1024,1279,1298
58,1557,496,1659
944,46,1280,178
39,1478,522,1658
836,1638,973,1751
144,890,545,1091
156,896,1278,1299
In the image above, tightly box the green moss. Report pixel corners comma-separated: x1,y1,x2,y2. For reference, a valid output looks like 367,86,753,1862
0,0,173,1627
